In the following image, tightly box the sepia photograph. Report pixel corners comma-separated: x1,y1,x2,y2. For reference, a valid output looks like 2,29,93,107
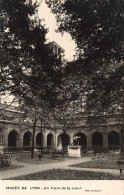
0,1,124,192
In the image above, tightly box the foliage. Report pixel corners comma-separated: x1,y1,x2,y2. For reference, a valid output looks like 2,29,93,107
0,154,11,167
47,0,124,113
15,152,64,164
38,154,43,160
7,169,120,180
71,157,119,169
18,98,54,158
0,0,66,158
0,0,62,108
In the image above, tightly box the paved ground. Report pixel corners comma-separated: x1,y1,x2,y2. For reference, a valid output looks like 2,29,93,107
0,156,120,180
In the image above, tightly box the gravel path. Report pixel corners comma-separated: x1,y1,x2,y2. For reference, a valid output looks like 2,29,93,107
0,156,120,180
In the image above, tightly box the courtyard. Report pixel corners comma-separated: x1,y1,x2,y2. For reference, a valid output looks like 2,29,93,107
0,151,123,180
0,0,124,184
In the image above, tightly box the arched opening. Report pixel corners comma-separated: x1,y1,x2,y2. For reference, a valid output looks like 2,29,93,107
36,132,43,147
23,131,32,147
47,133,54,147
92,131,103,147
8,130,17,147
108,131,120,146
73,132,87,146
58,133,70,148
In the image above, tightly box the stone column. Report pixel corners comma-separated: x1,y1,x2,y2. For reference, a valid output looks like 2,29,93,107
4,128,9,148
16,133,23,148
87,132,92,148
54,132,58,149
0,126,5,153
103,133,108,147
70,132,74,145
43,132,47,147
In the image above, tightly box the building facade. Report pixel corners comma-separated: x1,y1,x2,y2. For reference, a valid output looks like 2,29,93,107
0,102,123,152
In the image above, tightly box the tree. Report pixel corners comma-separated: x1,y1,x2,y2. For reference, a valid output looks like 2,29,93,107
0,95,53,158
49,74,81,154
0,0,62,108
47,0,124,113
20,97,51,158
0,0,65,157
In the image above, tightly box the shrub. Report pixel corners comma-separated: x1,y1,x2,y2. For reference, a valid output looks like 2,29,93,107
0,154,11,167
38,154,43,161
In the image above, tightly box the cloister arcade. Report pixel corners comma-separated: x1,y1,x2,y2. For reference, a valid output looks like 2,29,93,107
6,129,121,149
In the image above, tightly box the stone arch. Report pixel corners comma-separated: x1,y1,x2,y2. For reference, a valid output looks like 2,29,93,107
58,133,70,147
73,132,87,146
108,130,120,146
92,131,103,147
23,131,32,147
8,130,19,147
36,132,43,147
47,133,54,147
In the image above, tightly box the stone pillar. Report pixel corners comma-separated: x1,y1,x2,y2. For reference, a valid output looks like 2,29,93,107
43,132,47,147
0,127,4,153
103,133,108,147
4,129,9,147
54,132,58,149
87,132,92,148
16,133,23,148
70,132,74,145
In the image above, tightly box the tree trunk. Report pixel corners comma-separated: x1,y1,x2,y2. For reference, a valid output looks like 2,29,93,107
62,130,66,157
31,116,37,158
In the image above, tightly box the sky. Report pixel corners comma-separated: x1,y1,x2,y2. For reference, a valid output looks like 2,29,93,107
37,1,76,61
